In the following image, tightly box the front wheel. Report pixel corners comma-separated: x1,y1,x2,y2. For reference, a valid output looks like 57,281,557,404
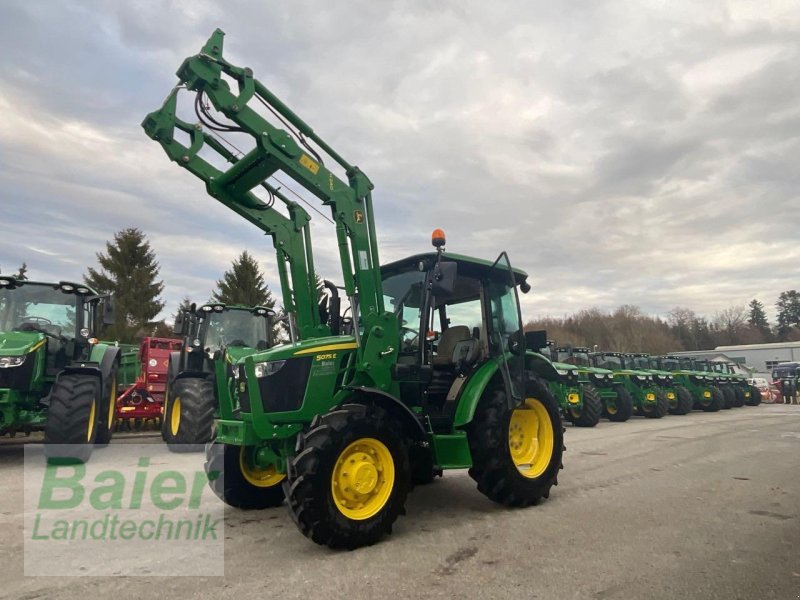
467,377,564,507
163,377,215,452
205,443,285,509
285,403,411,549
733,387,745,408
570,385,602,428
720,386,735,410
670,386,693,415
95,366,119,447
642,389,669,419
44,374,100,464
605,385,634,422
746,385,762,406
701,387,723,412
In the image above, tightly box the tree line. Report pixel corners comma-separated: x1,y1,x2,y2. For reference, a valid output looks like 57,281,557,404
6,227,800,349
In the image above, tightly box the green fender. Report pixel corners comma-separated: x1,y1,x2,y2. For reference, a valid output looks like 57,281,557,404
453,351,562,428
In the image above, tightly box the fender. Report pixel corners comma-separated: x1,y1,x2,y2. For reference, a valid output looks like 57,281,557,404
525,350,561,381
344,386,427,441
452,359,502,428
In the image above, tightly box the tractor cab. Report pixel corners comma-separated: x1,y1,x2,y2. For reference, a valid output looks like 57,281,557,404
591,352,625,371
627,353,652,370
380,247,528,423
184,303,276,365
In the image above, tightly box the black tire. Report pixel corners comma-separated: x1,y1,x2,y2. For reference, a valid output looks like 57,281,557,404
732,387,745,408
95,365,119,447
642,389,669,419
163,377,216,453
570,385,602,427
467,377,564,508
701,387,723,412
746,385,762,406
204,443,285,509
670,386,693,415
720,386,735,410
604,385,634,422
285,403,411,549
44,374,100,464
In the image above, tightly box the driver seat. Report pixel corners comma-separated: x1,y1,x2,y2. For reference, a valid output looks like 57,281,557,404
432,326,472,367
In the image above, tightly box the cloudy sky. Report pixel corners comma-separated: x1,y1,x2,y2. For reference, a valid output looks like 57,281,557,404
1,1,798,323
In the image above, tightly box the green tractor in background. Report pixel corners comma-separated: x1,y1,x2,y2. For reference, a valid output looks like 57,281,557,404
0,276,119,462
709,361,758,407
626,353,693,415
537,340,602,427
692,359,735,409
654,356,723,412
162,302,276,452
551,345,629,422
590,351,668,419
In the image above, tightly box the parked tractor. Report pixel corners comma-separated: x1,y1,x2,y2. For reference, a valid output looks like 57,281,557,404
770,362,798,404
626,353,692,415
537,341,602,427
162,303,276,452
552,345,629,421
691,359,736,409
654,356,723,411
0,276,119,462
709,361,758,407
590,351,668,418
116,337,183,429
144,29,565,549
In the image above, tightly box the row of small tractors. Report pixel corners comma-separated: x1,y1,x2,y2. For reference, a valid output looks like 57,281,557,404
0,30,782,550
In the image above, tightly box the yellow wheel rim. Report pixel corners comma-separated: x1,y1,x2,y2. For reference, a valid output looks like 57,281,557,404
239,447,285,488
508,398,554,479
331,438,395,521
607,403,618,415
170,397,181,437
87,399,96,442
107,374,117,429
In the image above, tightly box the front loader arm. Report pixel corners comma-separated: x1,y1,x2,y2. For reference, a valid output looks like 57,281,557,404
142,89,328,340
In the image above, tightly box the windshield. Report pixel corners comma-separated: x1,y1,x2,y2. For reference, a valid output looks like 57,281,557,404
0,283,78,336
596,354,623,369
382,269,426,354
204,309,268,351
631,357,650,369
661,358,680,371
557,349,590,367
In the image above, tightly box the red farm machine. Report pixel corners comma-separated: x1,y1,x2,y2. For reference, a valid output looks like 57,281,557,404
115,337,183,429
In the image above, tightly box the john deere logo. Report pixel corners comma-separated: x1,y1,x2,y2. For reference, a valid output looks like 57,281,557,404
353,210,364,224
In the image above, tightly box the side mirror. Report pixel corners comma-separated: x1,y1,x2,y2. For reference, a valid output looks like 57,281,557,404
524,330,547,353
431,261,457,297
102,297,116,326
173,312,186,335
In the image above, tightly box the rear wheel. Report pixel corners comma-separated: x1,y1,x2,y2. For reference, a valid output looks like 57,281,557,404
670,386,693,415
163,377,215,452
569,385,602,428
746,385,762,406
467,377,564,508
605,385,633,422
44,374,100,464
286,403,411,549
732,387,745,407
205,443,285,509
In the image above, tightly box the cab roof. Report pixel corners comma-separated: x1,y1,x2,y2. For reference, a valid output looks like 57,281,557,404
380,252,529,286
0,278,100,295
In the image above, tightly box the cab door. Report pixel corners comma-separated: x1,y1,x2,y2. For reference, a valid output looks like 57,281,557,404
486,252,525,407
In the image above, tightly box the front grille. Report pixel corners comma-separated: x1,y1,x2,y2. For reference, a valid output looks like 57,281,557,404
0,357,35,390
259,357,312,413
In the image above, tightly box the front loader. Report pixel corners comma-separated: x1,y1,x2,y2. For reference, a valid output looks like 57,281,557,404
0,277,119,462
144,29,565,549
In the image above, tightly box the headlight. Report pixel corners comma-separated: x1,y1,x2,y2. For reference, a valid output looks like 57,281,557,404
0,356,26,368
556,369,568,376
80,328,90,338
635,375,646,381
254,360,286,378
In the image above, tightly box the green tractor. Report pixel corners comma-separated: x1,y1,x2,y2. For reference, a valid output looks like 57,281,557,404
590,351,668,419
654,356,723,412
0,276,119,462
144,29,565,549
537,340,602,427
692,359,735,409
626,353,693,415
710,361,759,407
162,302,276,452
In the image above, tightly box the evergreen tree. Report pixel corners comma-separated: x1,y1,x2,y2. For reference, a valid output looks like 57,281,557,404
747,299,771,340
85,228,165,343
775,290,800,340
16,263,28,280
211,251,276,308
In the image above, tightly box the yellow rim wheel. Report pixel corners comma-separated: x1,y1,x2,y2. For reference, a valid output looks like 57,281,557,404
170,397,181,437
239,447,285,488
107,374,117,429
331,438,395,520
508,398,554,479
607,403,618,415
87,399,96,442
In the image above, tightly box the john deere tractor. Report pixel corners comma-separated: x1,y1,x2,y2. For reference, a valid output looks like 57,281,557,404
692,359,735,409
144,30,565,549
654,356,723,412
552,345,628,421
537,341,602,427
626,353,692,415
162,302,276,452
590,351,668,418
710,361,758,407
0,276,119,462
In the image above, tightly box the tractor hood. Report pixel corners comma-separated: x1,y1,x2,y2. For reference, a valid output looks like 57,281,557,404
240,335,358,364
224,345,261,364
0,331,46,357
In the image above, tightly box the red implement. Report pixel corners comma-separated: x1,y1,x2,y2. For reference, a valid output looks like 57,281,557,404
116,337,183,421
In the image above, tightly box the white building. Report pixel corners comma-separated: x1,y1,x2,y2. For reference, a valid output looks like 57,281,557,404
671,342,800,377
